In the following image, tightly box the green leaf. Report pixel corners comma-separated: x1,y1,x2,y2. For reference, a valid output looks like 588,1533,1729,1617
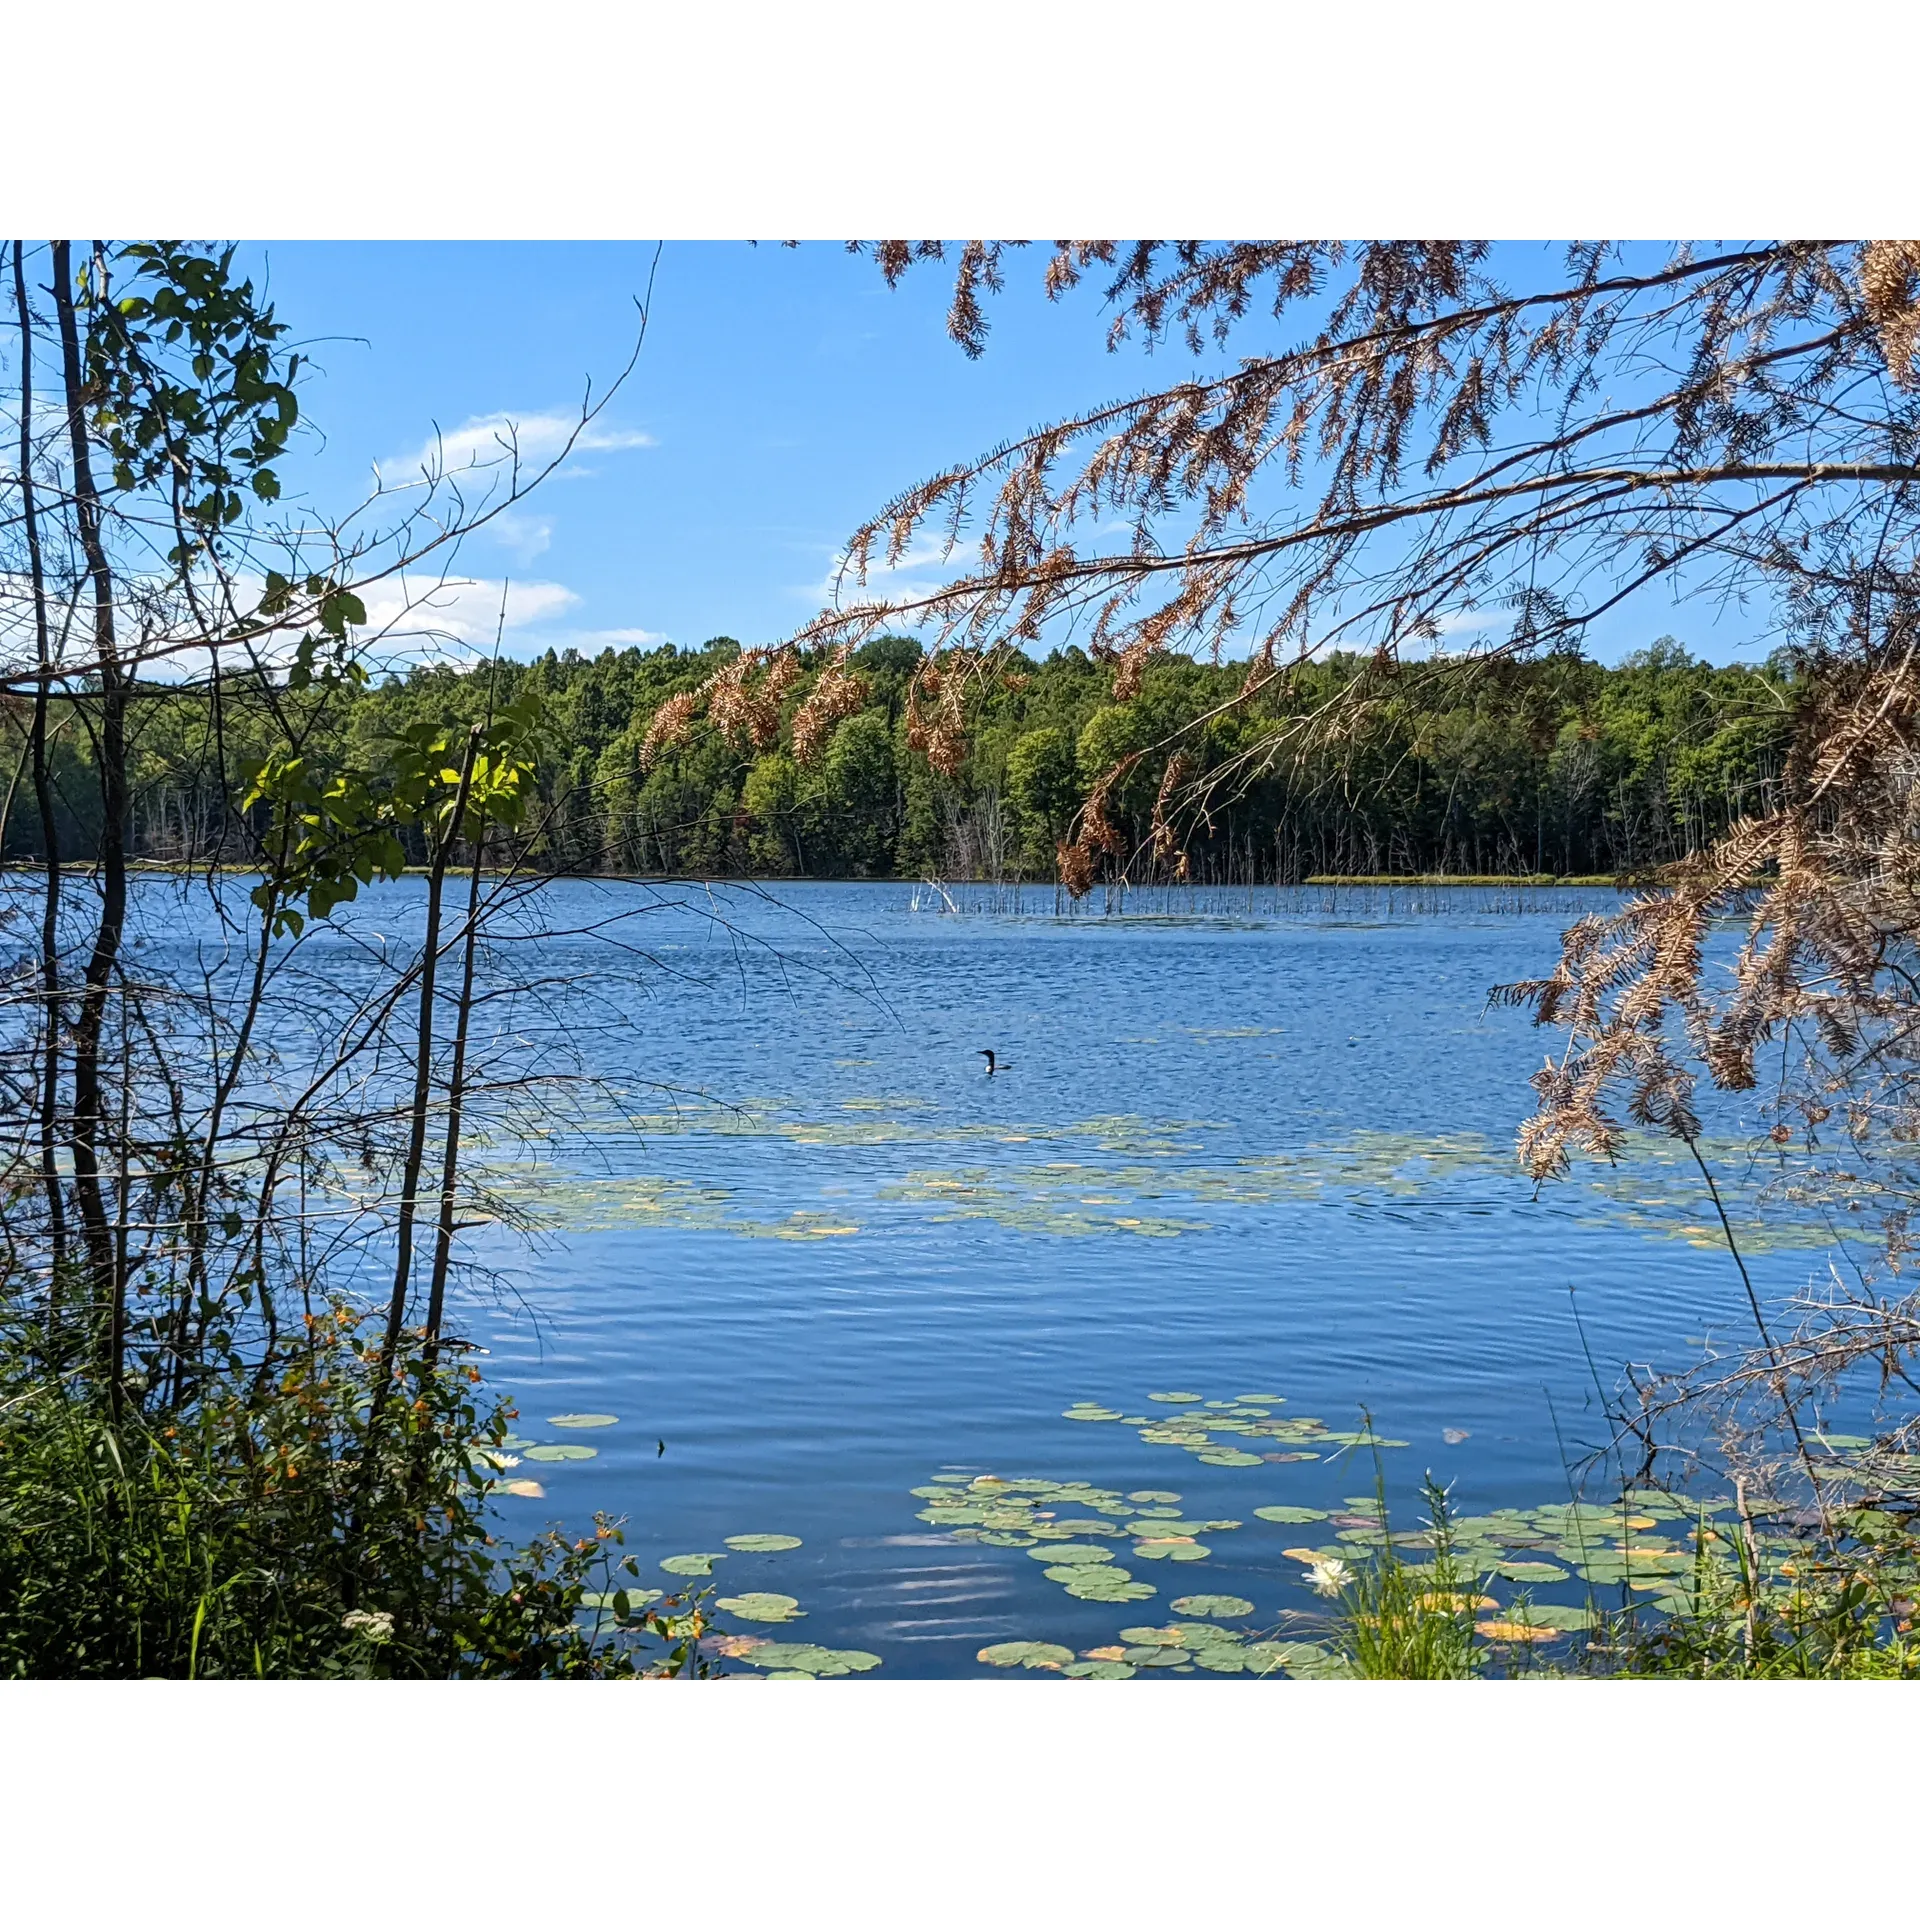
1254,1506,1329,1524
717,1593,805,1623
976,1641,1075,1669
547,1413,619,1428
1495,1561,1571,1583
660,1553,722,1577
581,1587,662,1612
520,1443,597,1462
1170,1593,1255,1618
723,1533,802,1553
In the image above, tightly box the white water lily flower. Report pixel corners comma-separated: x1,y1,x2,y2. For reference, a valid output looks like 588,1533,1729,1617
1305,1558,1354,1596
486,1451,521,1469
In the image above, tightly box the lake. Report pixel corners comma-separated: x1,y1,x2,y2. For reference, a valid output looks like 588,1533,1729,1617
335,876,1830,1676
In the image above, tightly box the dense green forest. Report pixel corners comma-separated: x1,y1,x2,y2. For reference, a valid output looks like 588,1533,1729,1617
6,634,1792,884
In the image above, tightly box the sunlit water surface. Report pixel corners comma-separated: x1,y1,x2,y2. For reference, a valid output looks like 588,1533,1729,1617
134,876,1853,1674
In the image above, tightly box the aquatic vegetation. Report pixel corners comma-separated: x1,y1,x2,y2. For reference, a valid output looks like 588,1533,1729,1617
521,1443,597,1462
732,1642,883,1678
723,1533,803,1553
1170,1594,1255,1618
1066,1392,1409,1464
977,1641,1075,1669
582,1587,666,1610
548,1413,619,1429
661,1553,724,1576
716,1593,805,1623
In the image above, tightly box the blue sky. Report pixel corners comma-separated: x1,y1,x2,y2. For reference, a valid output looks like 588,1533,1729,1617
244,242,1772,668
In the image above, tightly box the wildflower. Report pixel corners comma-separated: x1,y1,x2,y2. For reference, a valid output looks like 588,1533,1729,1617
342,1609,395,1642
1304,1557,1354,1596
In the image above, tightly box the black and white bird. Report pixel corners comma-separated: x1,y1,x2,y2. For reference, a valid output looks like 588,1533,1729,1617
979,1049,1010,1075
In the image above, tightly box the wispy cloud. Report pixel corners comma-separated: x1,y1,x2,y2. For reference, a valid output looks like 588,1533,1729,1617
489,511,554,564
377,410,655,483
793,537,980,611
356,574,583,654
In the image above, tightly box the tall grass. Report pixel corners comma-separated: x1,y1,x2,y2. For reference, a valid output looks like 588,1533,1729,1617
1329,1471,1488,1679
0,1307,704,1678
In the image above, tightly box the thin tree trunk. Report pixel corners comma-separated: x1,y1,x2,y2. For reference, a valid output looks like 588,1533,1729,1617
373,728,481,1404
422,820,488,1369
53,239,131,1414
12,241,67,1298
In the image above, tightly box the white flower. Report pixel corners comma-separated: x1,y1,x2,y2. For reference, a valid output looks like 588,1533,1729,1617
1305,1558,1354,1596
342,1609,395,1642
485,1451,520,1470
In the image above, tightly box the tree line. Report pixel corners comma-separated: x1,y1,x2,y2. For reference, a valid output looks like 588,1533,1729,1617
6,632,1793,886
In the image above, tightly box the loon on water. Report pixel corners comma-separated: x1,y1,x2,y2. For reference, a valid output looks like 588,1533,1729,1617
980,1049,1010,1074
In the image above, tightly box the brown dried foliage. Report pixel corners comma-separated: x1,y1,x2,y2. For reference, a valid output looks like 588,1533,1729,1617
1503,610,1920,1181
789,650,867,765
823,240,1920,1466
792,243,1918,898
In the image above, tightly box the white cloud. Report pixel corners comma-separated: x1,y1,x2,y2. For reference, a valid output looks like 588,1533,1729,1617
794,537,981,611
489,511,554,564
355,574,583,655
377,410,655,484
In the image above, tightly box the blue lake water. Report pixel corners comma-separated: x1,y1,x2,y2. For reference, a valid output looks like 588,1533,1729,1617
374,877,1830,1675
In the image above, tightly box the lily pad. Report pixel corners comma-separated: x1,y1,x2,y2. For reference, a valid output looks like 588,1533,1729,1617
724,1533,802,1553
1133,1542,1210,1561
1062,1407,1124,1422
1195,1642,1293,1674
1028,1543,1116,1565
739,1642,882,1677
977,1641,1076,1669
521,1443,598,1462
1235,1393,1287,1404
1496,1561,1571,1583
547,1413,619,1429
1062,1660,1136,1678
1254,1505,1329,1525
1476,1619,1563,1644
1127,1490,1183,1505
1148,1392,1204,1403
581,1587,664,1610
1171,1593,1255,1618
1283,1643,1355,1679
1518,1604,1601,1631
1124,1646,1193,1668
1197,1449,1264,1468
718,1593,804,1623
660,1552,723,1577
1054,1566,1157,1602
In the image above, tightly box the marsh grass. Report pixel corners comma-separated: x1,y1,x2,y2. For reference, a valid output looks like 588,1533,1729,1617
1330,1466,1489,1679
0,1306,706,1678
1593,1503,1920,1679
